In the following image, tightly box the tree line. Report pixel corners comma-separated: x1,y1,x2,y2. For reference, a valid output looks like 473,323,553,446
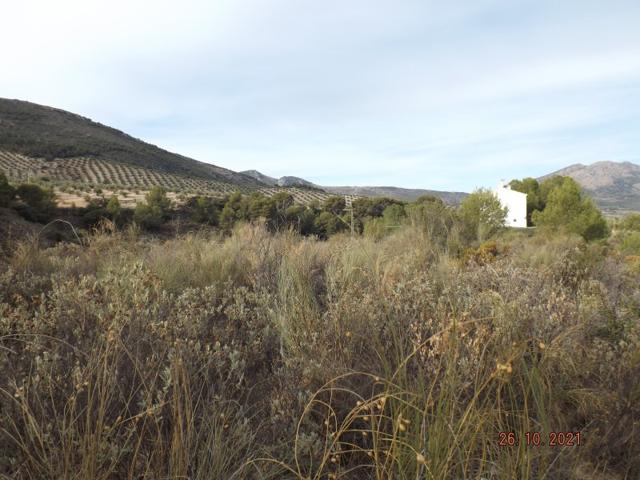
0,170,620,246
114,175,613,245
509,176,608,240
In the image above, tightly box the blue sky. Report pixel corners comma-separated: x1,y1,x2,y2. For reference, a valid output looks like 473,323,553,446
2,0,639,191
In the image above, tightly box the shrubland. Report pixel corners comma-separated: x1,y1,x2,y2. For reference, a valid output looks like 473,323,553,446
0,172,57,223
1,229,639,478
1,173,639,478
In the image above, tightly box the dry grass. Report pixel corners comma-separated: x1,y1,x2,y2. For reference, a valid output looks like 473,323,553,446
1,224,639,479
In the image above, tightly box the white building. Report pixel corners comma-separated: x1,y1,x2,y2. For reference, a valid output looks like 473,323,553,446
494,181,527,228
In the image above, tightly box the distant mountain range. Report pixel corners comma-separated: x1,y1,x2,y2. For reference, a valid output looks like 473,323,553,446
240,170,469,205
242,162,640,212
1,98,639,212
539,161,640,214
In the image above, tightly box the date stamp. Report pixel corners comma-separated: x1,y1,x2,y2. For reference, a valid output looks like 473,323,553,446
499,431,582,447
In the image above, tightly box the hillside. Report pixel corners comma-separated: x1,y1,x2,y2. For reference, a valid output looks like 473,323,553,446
0,100,468,206
540,161,640,213
242,170,468,204
8,99,638,213
323,185,468,204
241,169,279,186
0,98,262,187
241,170,319,188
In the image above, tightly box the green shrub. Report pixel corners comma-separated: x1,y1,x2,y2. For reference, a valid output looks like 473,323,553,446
314,211,346,238
134,187,172,229
620,232,640,255
363,203,406,240
350,197,404,233
620,213,640,232
284,204,317,235
81,197,109,226
0,171,15,207
406,196,458,250
14,183,57,222
106,196,121,221
532,177,608,241
458,188,506,244
322,196,346,216
80,196,123,227
188,195,222,225
263,192,294,230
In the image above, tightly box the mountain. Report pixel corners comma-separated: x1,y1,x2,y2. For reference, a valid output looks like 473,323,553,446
539,161,640,213
240,169,278,186
0,99,469,206
323,185,468,204
241,170,319,188
22,99,640,211
241,170,468,204
278,176,319,188
0,98,263,187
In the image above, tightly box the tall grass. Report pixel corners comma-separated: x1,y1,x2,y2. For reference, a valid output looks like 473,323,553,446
1,224,639,478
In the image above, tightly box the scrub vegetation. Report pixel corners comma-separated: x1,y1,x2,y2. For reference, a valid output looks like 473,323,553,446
0,172,638,479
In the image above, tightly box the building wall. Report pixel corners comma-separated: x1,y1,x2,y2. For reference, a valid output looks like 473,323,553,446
494,184,527,228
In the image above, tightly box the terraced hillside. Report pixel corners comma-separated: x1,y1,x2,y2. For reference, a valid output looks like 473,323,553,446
0,151,248,194
0,98,262,186
0,150,357,208
0,99,366,207
52,187,356,209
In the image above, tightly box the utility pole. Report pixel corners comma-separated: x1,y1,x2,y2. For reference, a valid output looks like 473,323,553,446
333,195,355,236
344,195,355,236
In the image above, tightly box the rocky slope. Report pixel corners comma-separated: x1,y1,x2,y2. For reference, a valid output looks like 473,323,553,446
540,161,640,213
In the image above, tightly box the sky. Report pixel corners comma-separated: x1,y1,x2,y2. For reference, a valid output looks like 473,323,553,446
1,0,639,192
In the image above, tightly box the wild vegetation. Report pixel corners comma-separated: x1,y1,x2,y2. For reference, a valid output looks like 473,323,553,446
1,172,639,479
1,172,57,224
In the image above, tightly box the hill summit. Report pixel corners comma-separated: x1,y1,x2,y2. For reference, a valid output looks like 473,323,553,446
240,170,319,188
540,161,640,213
